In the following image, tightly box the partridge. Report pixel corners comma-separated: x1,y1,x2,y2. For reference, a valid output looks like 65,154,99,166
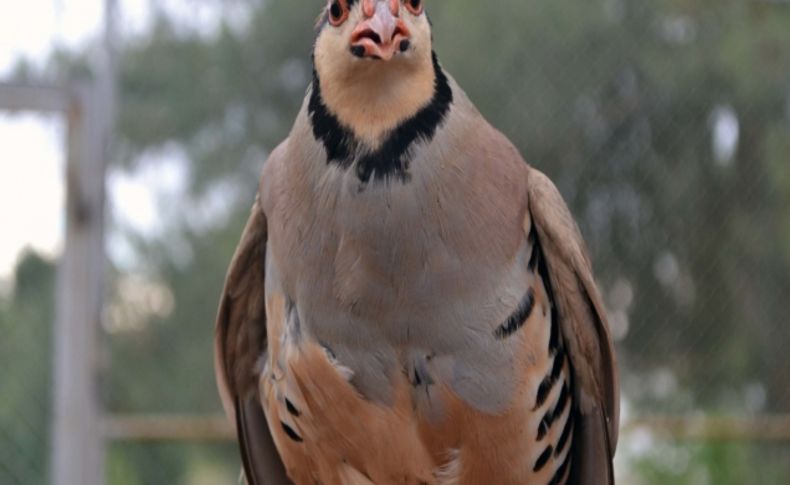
215,1,619,484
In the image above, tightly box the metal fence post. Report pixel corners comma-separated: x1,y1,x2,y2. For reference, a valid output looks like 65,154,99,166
51,83,106,485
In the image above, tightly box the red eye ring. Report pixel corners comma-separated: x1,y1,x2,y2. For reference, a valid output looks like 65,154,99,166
328,0,349,27
405,0,423,15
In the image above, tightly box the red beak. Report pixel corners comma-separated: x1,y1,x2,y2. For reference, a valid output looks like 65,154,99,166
351,0,411,61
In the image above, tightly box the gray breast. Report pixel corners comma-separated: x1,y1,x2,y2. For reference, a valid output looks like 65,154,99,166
268,126,531,413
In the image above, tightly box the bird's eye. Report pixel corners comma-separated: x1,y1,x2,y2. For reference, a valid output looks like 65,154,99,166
405,0,424,15
328,0,349,27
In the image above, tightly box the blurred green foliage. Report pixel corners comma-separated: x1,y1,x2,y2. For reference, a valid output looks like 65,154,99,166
2,0,790,483
0,252,55,484
631,441,790,484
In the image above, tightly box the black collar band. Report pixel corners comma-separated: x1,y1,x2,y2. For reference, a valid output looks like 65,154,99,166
308,52,454,184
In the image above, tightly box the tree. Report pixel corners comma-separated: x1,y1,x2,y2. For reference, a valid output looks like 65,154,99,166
0,251,56,484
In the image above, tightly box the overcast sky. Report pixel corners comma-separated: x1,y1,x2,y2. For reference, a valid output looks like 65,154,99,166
0,1,196,279
0,1,250,280
1,0,129,278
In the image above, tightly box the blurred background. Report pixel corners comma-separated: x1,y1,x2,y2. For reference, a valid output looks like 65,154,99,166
1,0,789,484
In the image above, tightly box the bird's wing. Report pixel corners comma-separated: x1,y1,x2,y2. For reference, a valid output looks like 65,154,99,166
215,193,290,485
527,167,620,485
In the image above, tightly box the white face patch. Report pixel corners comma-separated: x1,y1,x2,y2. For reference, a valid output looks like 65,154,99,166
312,1,435,148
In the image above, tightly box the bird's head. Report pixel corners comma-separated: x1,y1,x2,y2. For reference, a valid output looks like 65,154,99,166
312,0,437,144
316,0,430,63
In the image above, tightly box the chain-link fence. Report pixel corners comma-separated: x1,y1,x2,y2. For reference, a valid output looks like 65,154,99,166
2,0,790,483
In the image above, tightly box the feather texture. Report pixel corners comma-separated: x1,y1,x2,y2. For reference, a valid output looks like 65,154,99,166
527,169,620,484
215,144,291,484
215,8,618,482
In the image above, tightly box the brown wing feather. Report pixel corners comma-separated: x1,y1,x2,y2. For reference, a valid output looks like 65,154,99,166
527,167,620,485
215,194,290,484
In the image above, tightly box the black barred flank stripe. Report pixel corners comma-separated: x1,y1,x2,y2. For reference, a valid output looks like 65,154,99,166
550,347,565,380
531,224,556,303
553,385,570,420
536,408,553,440
529,222,562,355
285,398,301,417
308,52,453,183
495,288,535,339
537,419,549,441
534,349,564,411
534,373,554,411
535,349,565,416
548,309,560,354
281,422,303,443
529,221,576,483
539,384,570,431
548,450,571,485
555,409,574,457
534,445,553,472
